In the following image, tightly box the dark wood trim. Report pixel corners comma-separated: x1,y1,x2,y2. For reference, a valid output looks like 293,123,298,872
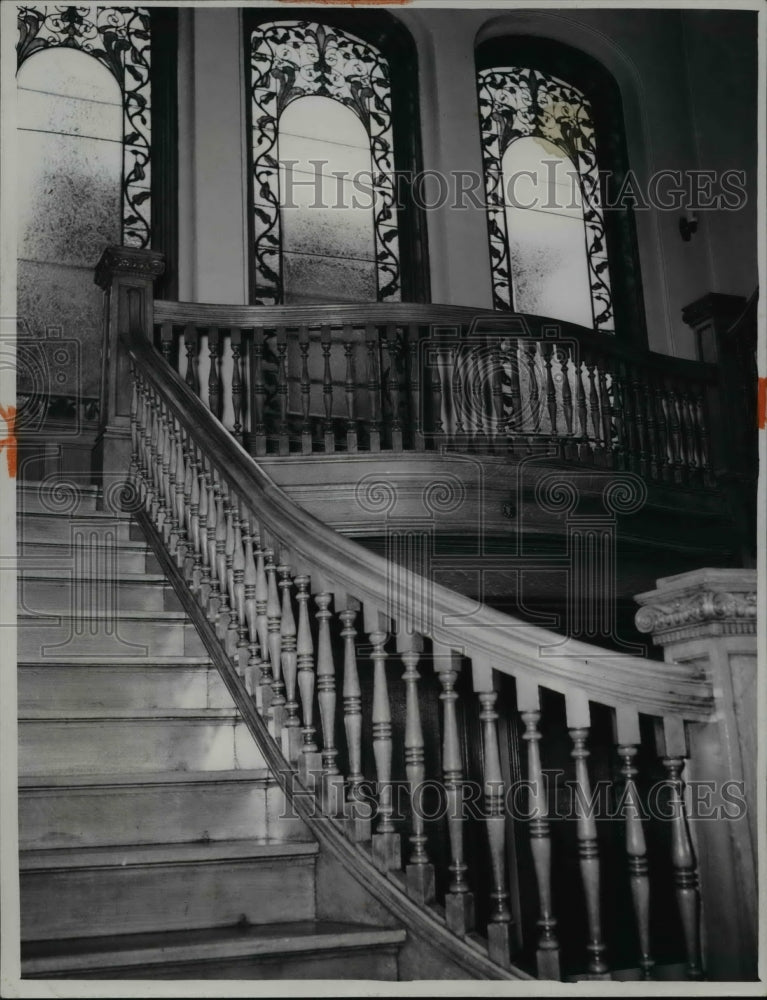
243,6,431,304
476,35,648,349
150,8,179,301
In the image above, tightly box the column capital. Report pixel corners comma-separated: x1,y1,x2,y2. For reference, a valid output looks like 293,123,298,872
94,245,166,290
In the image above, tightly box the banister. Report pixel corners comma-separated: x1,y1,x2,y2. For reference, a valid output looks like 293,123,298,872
122,326,714,722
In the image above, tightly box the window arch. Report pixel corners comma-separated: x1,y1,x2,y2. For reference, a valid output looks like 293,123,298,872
246,8,429,306
476,36,646,343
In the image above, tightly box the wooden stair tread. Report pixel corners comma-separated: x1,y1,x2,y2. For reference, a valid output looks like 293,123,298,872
22,920,407,975
21,838,318,871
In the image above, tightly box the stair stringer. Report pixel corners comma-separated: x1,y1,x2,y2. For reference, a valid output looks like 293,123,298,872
136,505,533,983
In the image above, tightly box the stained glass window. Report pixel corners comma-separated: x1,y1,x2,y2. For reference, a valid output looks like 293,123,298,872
249,20,401,305
478,65,614,332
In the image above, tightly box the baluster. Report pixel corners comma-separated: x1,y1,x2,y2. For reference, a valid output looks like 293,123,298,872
129,369,140,489
206,470,221,619
208,328,221,419
254,530,273,711
597,362,614,468
430,331,445,446
615,708,654,980
298,325,312,454
184,325,200,396
365,323,381,452
543,343,558,451
451,352,466,445
654,377,672,482
251,327,267,456
525,341,541,444
319,325,335,453
666,384,685,483
631,365,649,477
559,347,574,451
620,360,638,473
399,631,434,904
658,720,703,980
160,320,174,367
506,339,523,453
517,678,560,979
228,493,245,661
366,607,400,871
173,417,188,568
278,563,300,757
145,388,158,518
567,695,609,978
241,508,264,705
155,401,169,538
197,455,211,604
477,675,513,969
436,647,474,934
179,429,195,580
608,357,628,471
407,324,425,451
231,329,244,443
575,355,589,459
185,440,200,590
316,589,343,814
215,477,232,636
385,324,403,452
340,600,370,841
490,336,506,454
266,545,286,730
275,326,289,455
342,324,358,453
641,377,659,481
295,576,319,778
680,387,698,482
586,356,602,456
694,387,714,487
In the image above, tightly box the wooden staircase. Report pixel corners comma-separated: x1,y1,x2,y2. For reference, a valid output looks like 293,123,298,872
17,482,406,980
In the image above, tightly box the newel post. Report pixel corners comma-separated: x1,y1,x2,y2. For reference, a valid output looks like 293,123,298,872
634,568,757,980
93,245,166,502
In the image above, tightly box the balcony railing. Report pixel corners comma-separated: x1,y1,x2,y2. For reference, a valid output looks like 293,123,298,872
152,300,720,489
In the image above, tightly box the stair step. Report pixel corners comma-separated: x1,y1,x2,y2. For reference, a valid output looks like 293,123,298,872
18,538,157,574
19,770,307,849
22,921,406,979
17,482,102,516
18,660,232,711
19,709,265,775
20,840,319,941
18,610,206,657
17,510,133,542
19,572,181,613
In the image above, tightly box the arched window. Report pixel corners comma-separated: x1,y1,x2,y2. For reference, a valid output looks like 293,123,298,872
476,37,646,343
246,9,428,305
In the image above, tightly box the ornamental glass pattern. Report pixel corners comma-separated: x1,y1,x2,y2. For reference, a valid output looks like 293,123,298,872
249,20,401,305
478,65,614,332
17,3,152,249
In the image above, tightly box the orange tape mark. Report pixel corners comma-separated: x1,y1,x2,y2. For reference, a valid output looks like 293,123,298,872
0,405,17,478
758,377,766,430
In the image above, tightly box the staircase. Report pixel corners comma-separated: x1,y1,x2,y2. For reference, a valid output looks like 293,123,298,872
17,482,405,980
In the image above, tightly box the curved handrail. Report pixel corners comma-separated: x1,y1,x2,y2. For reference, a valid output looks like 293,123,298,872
123,326,713,722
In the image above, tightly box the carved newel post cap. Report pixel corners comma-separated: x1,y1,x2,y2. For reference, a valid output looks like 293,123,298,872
95,245,166,290
634,567,756,645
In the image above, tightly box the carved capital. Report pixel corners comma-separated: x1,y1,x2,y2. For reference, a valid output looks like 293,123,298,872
95,245,166,290
635,569,757,644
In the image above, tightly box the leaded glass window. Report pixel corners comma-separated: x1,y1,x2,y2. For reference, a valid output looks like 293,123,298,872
478,65,613,332
249,20,401,305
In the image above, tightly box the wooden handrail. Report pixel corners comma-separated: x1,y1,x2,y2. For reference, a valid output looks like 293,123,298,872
122,326,713,722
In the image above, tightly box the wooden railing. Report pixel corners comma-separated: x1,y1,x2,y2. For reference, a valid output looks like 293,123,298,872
122,318,718,981
153,300,720,489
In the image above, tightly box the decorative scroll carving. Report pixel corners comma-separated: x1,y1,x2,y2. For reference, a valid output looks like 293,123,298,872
249,20,401,305
635,589,757,641
17,4,152,249
477,66,613,331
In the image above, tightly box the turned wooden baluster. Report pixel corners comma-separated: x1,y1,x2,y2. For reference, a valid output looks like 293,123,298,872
231,328,244,443
666,384,685,483
680,387,699,481
208,327,222,420
630,365,649,477
597,362,614,468
265,545,286,729
160,320,174,366
274,326,289,455
693,387,714,487
504,340,523,453
223,484,238,651
184,438,200,590
436,647,474,934
619,361,638,473
180,428,196,579
129,369,140,486
405,325,423,452
241,508,264,702
399,631,434,904
145,388,158,517
278,563,300,755
366,607,400,871
295,576,319,775
365,323,381,452
214,475,231,633
254,531,273,709
316,589,344,814
525,341,541,444
156,401,170,539
340,600,370,840
228,493,245,660
385,324,403,452
614,708,654,980
429,331,444,445
205,470,221,618
298,325,312,454
654,378,672,482
543,343,558,449
476,670,513,969
606,357,628,471
320,325,335,454
197,455,211,603
165,411,179,550
342,324,358,453
658,719,703,979
574,355,590,459
641,377,659,480
250,327,267,456
183,325,200,396
517,677,560,980
490,336,506,453
586,356,602,455
559,347,574,453
173,418,189,568
568,695,609,978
